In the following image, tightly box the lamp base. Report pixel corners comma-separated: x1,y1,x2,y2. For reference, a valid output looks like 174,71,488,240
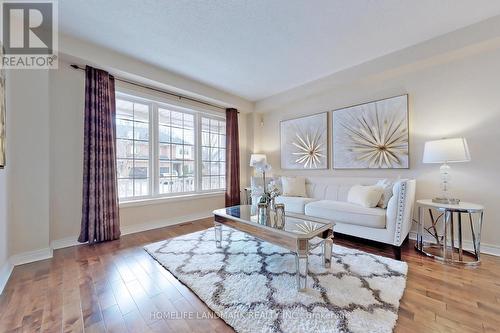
432,197,461,205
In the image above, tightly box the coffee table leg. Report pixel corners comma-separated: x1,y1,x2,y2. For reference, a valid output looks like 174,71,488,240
295,254,308,291
323,238,333,268
295,239,309,291
214,222,222,248
322,228,334,268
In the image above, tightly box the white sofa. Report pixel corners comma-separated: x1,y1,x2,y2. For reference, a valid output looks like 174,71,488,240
251,176,416,259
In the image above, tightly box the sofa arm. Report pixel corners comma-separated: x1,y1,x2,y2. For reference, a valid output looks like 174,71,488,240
386,179,416,246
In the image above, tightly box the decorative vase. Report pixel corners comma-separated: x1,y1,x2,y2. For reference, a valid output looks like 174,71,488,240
270,197,276,210
257,202,268,225
274,203,285,230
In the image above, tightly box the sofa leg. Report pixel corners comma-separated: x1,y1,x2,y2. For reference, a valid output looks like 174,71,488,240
392,245,402,261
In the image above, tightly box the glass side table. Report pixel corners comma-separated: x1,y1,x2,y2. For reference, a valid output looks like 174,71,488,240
415,199,484,266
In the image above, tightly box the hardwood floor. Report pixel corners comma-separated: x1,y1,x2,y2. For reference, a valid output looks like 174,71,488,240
1,218,499,333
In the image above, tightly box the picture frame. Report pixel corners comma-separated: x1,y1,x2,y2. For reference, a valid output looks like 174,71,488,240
332,94,409,169
280,112,328,170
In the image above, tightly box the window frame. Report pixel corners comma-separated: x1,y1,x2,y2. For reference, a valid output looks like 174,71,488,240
115,91,226,203
115,94,154,201
199,114,227,192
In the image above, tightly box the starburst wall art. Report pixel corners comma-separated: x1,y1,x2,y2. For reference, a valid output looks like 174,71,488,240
280,112,328,169
332,95,409,169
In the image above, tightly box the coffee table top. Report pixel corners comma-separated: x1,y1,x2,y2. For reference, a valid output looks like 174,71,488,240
213,205,334,239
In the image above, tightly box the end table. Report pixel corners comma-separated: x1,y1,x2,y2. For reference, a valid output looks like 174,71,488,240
415,199,484,265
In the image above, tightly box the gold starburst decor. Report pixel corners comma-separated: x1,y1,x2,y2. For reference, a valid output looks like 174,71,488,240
333,95,409,169
281,113,328,169
291,129,325,168
293,221,320,234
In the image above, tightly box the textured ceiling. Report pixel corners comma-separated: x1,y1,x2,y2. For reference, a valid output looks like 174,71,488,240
59,0,500,101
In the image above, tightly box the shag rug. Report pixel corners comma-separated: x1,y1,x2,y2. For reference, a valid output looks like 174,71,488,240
144,227,408,333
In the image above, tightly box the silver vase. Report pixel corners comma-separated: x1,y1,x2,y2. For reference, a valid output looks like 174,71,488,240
274,203,285,230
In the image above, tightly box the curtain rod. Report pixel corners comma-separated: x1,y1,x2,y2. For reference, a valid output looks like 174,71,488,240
70,64,232,111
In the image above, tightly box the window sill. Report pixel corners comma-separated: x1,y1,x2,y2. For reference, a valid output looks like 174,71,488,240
119,191,225,208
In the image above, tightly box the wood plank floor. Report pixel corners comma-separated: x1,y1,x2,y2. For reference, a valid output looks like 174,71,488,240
1,218,499,333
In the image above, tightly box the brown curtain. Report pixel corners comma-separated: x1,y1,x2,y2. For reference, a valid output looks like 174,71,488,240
225,108,240,206
78,66,121,244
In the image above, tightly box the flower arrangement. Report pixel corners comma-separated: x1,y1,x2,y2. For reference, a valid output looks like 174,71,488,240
267,180,281,201
259,180,281,206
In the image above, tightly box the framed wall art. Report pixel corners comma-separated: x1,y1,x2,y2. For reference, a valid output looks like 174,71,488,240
280,112,328,170
332,94,409,169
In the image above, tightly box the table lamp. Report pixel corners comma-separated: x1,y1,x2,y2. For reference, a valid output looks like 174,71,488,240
249,154,270,193
423,137,471,204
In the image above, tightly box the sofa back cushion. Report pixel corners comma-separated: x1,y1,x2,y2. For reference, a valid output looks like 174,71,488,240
302,176,388,201
268,176,400,203
347,185,384,208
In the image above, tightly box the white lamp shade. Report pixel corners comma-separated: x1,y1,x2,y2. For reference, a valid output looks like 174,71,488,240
423,138,471,164
249,154,267,168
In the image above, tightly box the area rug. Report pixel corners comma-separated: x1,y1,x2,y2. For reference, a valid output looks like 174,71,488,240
144,227,408,333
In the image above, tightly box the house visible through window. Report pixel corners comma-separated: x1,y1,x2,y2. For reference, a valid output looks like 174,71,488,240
158,108,195,194
115,93,226,201
201,116,226,190
116,99,150,198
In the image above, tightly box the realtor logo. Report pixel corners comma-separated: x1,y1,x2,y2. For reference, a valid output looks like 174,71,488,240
1,1,58,69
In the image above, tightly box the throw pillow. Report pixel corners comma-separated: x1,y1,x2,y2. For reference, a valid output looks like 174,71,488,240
281,176,307,197
376,179,394,209
347,185,384,208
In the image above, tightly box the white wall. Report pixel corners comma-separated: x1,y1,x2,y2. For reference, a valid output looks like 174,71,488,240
0,73,11,293
6,70,51,256
59,34,254,113
254,19,500,250
49,62,85,242
0,168,9,292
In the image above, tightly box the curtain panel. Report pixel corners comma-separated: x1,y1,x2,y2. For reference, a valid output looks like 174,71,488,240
78,66,121,244
225,108,240,206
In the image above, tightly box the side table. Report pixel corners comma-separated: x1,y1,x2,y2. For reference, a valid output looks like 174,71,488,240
415,199,484,265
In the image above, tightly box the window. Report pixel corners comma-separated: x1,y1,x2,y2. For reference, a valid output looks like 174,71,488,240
115,93,226,201
201,117,226,190
116,99,151,199
158,109,195,194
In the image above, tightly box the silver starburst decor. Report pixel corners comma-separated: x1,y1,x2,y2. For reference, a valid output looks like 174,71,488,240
333,95,409,169
281,113,328,169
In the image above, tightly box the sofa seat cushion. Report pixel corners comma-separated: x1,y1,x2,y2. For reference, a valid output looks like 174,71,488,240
304,200,386,229
275,196,317,214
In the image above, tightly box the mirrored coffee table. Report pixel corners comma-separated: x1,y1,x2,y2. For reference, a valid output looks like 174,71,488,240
213,205,335,291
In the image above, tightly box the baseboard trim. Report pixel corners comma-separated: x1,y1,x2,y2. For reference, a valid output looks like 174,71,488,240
0,248,53,294
50,211,214,250
0,261,14,294
120,211,213,235
9,247,53,266
50,237,80,250
0,212,214,294
409,231,500,257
